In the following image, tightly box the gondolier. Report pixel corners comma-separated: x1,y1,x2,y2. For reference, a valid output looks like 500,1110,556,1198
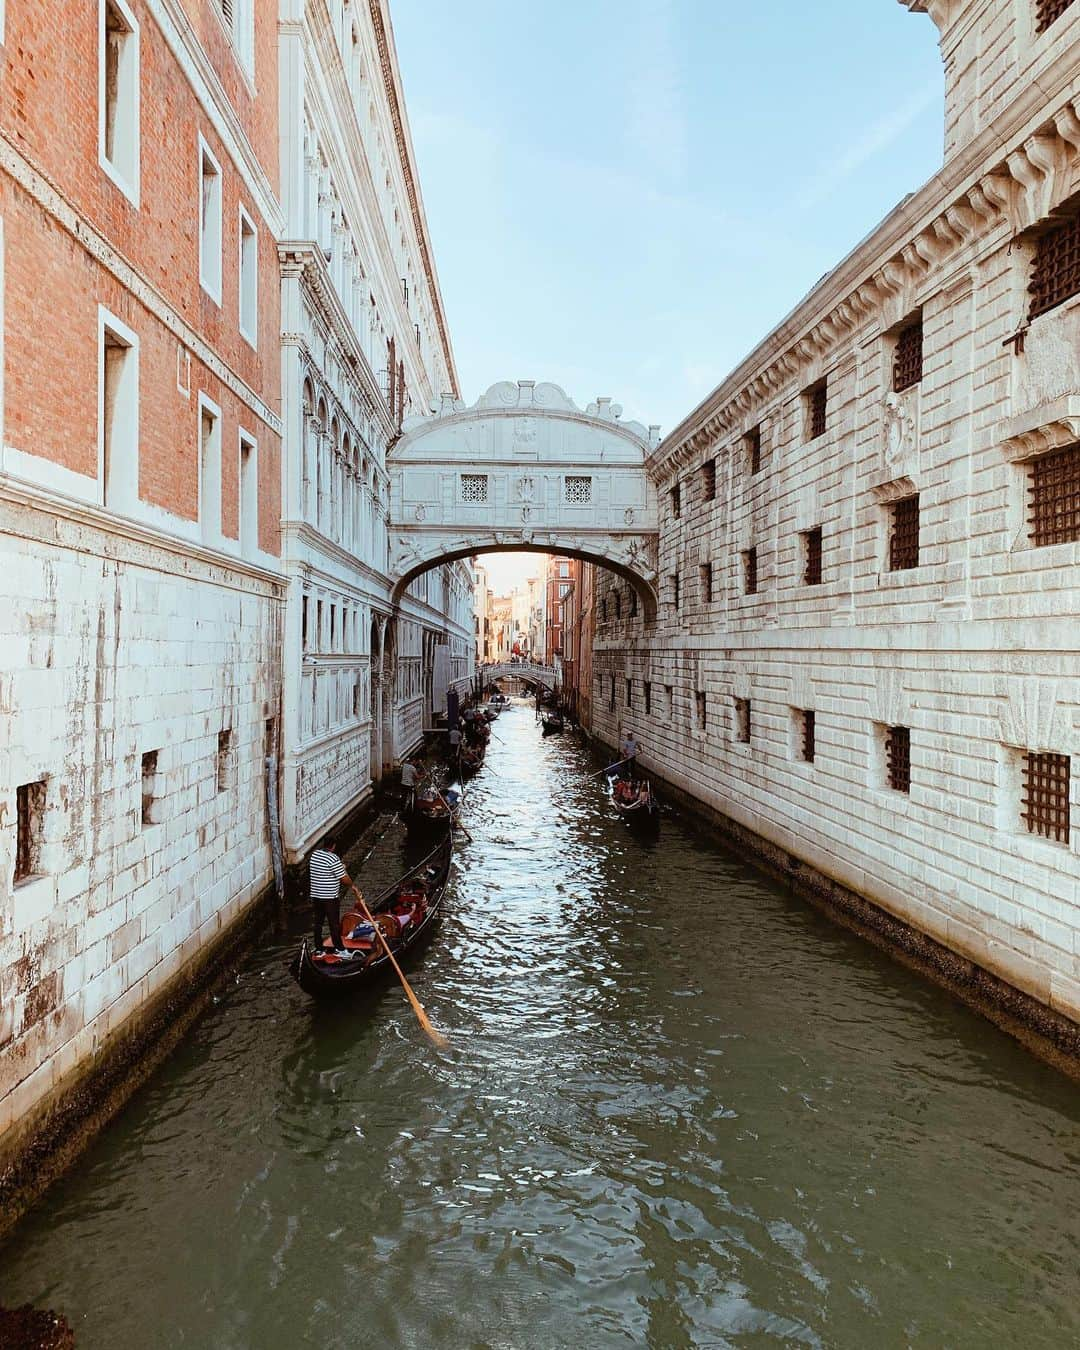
400,758,419,812
620,730,640,776
310,836,356,959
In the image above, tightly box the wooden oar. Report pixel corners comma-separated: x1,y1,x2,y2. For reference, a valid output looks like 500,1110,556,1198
588,759,626,779
346,882,448,1049
437,790,473,843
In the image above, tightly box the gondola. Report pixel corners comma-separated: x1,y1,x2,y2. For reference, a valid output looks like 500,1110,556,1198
405,788,459,834
459,742,485,776
541,712,565,736
610,776,661,833
292,831,454,997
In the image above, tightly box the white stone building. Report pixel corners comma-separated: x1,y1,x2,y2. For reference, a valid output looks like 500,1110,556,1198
278,0,473,858
592,0,1080,1028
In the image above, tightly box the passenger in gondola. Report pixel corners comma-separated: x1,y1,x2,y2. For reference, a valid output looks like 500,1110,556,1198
310,836,357,959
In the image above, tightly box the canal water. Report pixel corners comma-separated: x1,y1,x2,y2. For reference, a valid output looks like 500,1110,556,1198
2,703,1079,1348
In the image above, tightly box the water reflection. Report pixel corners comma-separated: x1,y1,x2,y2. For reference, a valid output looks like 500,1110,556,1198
2,702,1079,1348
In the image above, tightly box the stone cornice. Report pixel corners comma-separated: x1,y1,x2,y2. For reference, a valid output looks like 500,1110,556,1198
652,45,1080,476
367,0,459,397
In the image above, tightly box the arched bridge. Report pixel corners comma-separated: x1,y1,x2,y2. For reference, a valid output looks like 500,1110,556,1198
482,661,557,691
388,381,660,618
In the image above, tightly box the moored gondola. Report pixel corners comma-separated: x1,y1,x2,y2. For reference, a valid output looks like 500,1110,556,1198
541,711,565,736
293,830,454,997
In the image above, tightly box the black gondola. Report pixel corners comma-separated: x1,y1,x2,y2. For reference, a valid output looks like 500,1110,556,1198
610,777,661,832
541,712,565,736
459,743,485,776
405,789,459,834
293,830,454,997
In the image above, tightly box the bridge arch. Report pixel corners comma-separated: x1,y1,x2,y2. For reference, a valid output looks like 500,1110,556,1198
387,381,660,619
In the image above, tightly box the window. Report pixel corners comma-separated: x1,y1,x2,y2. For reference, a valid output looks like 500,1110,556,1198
696,691,707,730
199,138,223,303
800,710,816,763
100,0,139,206
671,483,681,519
644,681,651,714
629,589,638,618
141,750,159,826
1035,0,1077,37
1029,209,1080,319
670,573,680,610
625,678,633,708
564,475,592,504
700,562,713,604
216,729,232,794
238,206,258,346
665,685,674,716
743,547,758,595
609,677,616,712
461,473,488,503
302,595,309,650
701,460,716,502
888,495,920,571
215,0,254,74
100,309,138,511
14,780,46,883
807,380,827,439
1021,751,1071,843
892,317,923,392
600,597,607,622
330,604,337,649
885,725,910,794
316,600,323,650
239,432,257,555
735,698,751,744
1028,443,1080,546
613,592,621,620
746,426,762,475
802,527,823,585
198,397,222,546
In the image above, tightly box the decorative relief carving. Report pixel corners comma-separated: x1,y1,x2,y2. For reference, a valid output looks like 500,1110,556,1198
883,391,917,468
997,677,1073,753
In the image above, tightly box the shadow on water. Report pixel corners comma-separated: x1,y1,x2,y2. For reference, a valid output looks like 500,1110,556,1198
2,701,1080,1349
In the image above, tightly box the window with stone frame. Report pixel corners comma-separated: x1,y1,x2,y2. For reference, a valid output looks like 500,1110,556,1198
644,681,652,714
609,676,616,711
1035,0,1078,37
564,475,592,504
885,725,911,793
888,495,920,571
742,547,758,595
1021,751,1071,843
1027,442,1080,546
802,527,823,585
701,459,716,502
892,315,923,392
141,751,159,826
1028,205,1080,319
800,709,816,763
460,473,488,503
700,561,713,604
671,483,682,519
746,426,762,475
696,690,707,730
198,138,222,303
734,698,751,744
671,573,680,610
14,780,47,884
101,0,140,205
806,380,827,440
614,591,621,620
301,595,309,650
625,678,633,708
216,729,233,794
665,684,674,716
629,588,638,619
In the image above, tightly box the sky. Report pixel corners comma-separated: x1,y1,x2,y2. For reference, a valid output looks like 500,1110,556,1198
390,0,945,593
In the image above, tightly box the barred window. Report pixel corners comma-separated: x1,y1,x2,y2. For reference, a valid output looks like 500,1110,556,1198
644,681,651,714
889,495,920,571
15,780,47,883
671,573,680,610
625,678,633,708
893,317,923,392
802,527,823,585
1028,443,1080,546
1029,211,1080,320
461,473,488,503
700,562,713,604
801,710,816,764
735,698,751,744
1035,0,1077,36
696,691,707,730
564,475,592,504
746,426,762,475
807,381,827,439
671,483,682,519
1021,751,1071,843
743,547,758,595
886,725,910,794
702,459,716,502
609,676,616,711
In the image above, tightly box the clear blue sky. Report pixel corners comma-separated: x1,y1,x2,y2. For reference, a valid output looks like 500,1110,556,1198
390,0,944,590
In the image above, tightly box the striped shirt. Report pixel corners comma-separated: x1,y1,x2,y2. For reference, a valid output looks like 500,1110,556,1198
309,849,346,899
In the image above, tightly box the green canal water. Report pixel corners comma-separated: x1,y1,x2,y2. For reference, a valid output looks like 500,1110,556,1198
1,703,1078,1348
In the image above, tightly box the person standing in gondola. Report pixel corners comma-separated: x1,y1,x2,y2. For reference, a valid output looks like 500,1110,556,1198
310,836,356,958
620,730,640,779
400,757,418,813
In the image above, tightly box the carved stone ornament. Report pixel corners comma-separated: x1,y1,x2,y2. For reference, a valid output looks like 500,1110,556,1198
521,505,531,523
883,392,915,467
515,474,536,503
624,507,635,525
413,503,427,523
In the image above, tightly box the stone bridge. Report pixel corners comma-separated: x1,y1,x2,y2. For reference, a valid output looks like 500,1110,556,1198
387,381,661,618
482,661,557,691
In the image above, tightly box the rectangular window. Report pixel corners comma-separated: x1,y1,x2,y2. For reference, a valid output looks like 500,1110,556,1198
1029,209,1080,319
216,729,232,794
316,599,324,650
1021,751,1071,843
100,0,140,206
239,432,257,555
1035,0,1078,38
613,592,621,620
199,138,223,303
609,676,616,711
599,597,607,622
14,780,46,884
644,681,651,715
141,750,159,826
461,473,488,503
700,562,713,604
886,725,911,794
671,483,681,519
100,310,139,511
735,698,751,744
198,397,222,546
743,547,758,595
701,459,716,501
801,709,816,763
302,596,309,650
1028,443,1080,546
564,475,592,504
625,678,632,708
746,426,762,475
802,527,823,585
216,0,254,74
330,604,337,649
892,316,923,392
238,205,258,346
888,495,920,571
671,573,680,610
665,685,674,716
696,691,707,730
629,589,638,618
807,380,827,439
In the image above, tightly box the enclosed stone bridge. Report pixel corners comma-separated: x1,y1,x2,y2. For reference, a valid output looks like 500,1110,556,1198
387,381,661,618
483,661,557,691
